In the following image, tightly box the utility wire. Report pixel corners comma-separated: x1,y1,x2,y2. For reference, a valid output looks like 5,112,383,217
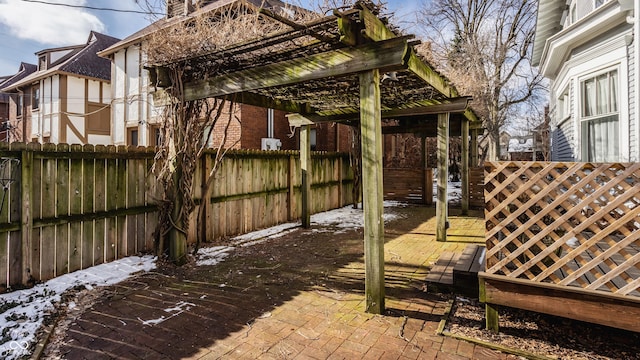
20,0,164,15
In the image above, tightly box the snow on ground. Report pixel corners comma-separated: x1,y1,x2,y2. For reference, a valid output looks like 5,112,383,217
197,201,407,264
0,256,156,360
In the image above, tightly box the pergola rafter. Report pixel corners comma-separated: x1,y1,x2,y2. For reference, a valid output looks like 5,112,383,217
149,0,480,315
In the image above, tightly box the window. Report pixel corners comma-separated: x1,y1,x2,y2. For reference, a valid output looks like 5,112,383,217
595,0,606,8
86,103,110,134
32,87,40,110
570,3,577,24
557,88,570,120
38,56,46,71
580,69,618,162
128,128,139,146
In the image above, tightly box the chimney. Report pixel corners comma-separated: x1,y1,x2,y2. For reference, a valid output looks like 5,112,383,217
167,0,194,18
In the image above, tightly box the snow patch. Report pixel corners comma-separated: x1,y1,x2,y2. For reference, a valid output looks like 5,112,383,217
0,255,156,360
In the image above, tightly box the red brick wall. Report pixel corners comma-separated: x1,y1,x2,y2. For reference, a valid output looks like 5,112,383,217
236,104,353,151
8,90,31,142
209,103,242,149
239,104,267,149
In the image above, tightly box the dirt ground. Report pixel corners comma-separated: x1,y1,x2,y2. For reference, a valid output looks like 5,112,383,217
446,296,640,360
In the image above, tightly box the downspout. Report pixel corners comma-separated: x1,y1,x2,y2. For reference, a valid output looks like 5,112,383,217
621,0,639,160
17,88,25,142
635,2,639,161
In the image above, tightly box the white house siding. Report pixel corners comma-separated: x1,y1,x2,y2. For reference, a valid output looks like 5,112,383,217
66,76,86,144
38,75,60,141
126,46,140,128
629,40,637,161
113,49,127,144
110,44,158,146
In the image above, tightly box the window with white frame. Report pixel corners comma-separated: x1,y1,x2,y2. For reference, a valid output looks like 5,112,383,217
580,68,619,162
557,87,570,121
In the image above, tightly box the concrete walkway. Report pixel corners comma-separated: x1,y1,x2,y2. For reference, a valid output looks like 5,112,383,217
46,206,516,359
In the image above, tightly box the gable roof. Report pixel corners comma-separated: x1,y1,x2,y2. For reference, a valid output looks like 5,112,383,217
532,0,565,66
0,62,38,91
98,0,294,57
2,32,120,91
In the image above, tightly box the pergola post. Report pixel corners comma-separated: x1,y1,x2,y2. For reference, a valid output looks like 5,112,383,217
461,119,469,215
300,124,311,228
471,128,479,167
436,112,449,242
359,69,385,314
421,135,433,205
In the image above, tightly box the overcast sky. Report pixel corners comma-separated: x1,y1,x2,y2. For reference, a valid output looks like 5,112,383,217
0,0,421,76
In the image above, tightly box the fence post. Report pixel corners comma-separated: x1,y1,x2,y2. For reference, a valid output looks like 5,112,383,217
287,154,295,221
338,157,343,207
21,144,33,285
300,126,311,228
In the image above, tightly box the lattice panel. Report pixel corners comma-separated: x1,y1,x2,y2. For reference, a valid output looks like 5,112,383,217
484,162,640,298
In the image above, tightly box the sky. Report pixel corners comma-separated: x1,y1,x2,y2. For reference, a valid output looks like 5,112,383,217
0,0,422,77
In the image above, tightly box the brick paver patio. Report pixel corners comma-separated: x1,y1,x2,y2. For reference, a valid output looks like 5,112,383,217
46,206,517,359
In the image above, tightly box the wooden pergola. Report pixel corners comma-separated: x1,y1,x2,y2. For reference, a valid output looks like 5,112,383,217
150,1,481,314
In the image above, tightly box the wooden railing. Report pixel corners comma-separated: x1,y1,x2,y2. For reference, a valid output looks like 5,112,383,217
0,143,353,290
484,161,640,298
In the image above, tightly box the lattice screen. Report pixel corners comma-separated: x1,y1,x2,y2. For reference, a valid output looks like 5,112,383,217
484,162,640,297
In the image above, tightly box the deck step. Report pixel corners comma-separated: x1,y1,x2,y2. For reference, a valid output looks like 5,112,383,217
425,251,460,293
425,245,485,297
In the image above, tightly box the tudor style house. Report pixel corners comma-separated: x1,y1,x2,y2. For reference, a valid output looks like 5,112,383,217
533,0,638,162
0,32,119,144
98,0,351,151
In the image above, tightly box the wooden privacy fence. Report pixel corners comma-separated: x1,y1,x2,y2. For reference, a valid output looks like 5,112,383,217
383,168,432,203
0,143,157,290
481,161,640,332
469,166,484,209
192,150,354,242
1,144,353,290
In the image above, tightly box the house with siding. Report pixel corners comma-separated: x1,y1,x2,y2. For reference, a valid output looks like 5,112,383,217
98,0,351,151
533,0,638,162
0,63,38,142
1,32,119,144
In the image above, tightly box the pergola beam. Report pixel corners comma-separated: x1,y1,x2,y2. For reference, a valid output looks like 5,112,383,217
287,97,471,125
178,37,409,101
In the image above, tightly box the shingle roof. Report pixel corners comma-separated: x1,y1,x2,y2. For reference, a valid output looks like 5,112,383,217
1,32,120,91
0,63,37,91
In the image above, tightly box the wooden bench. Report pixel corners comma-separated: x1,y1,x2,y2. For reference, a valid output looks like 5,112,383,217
425,244,486,296
425,251,459,293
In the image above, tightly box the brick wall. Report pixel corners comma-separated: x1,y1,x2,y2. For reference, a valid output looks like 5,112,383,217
239,104,268,149
210,103,242,149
